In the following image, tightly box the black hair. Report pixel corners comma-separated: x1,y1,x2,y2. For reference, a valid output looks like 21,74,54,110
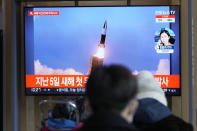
52,104,70,118
86,65,138,113
52,104,76,121
160,29,171,37
160,29,175,45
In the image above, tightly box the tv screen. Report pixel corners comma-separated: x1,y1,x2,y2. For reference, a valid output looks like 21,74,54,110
25,6,180,95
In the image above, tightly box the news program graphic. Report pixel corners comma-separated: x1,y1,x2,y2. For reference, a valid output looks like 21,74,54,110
155,10,175,23
25,6,180,95
155,28,175,53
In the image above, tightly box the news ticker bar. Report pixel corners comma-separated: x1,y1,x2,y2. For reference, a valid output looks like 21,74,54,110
26,75,180,88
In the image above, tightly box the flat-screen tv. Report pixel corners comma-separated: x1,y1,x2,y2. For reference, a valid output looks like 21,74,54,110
25,6,180,95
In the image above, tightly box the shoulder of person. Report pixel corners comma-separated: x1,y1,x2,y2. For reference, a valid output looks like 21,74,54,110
141,114,193,131
151,114,193,131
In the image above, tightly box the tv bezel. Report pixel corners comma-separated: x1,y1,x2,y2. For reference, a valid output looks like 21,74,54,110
24,5,181,96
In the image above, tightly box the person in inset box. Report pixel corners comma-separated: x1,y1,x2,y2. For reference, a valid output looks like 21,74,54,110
78,65,139,131
158,30,175,46
133,71,193,131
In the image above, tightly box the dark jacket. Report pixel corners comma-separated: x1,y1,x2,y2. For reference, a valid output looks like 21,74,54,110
143,114,193,131
78,111,139,131
134,98,193,131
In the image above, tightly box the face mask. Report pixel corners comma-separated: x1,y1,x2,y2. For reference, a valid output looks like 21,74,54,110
129,115,134,123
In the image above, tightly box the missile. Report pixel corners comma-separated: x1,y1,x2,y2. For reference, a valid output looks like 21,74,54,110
98,21,107,48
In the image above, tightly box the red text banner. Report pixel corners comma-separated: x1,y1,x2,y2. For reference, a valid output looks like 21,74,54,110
154,75,180,88
28,11,59,16
26,75,88,88
26,75,180,88
155,15,175,18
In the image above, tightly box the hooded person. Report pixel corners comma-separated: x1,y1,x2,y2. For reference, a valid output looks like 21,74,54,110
133,70,193,131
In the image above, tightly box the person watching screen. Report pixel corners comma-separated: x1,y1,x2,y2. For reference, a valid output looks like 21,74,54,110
48,104,77,130
78,65,139,131
133,70,193,131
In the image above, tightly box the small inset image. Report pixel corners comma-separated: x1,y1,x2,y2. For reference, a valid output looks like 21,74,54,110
154,28,175,53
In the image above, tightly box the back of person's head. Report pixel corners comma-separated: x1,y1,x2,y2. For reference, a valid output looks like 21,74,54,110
52,103,76,121
136,70,167,106
52,104,70,118
86,65,138,113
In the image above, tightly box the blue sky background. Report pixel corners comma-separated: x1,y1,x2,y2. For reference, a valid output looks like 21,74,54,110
28,7,172,74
